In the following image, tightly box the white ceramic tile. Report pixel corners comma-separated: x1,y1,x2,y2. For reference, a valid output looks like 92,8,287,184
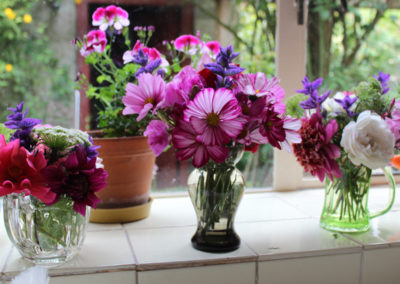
368,185,400,212
259,253,361,284
342,211,400,247
236,196,309,223
4,230,135,277
275,189,325,218
138,262,256,284
236,218,361,260
127,226,256,268
123,197,196,230
87,222,123,232
362,247,400,284
50,271,136,284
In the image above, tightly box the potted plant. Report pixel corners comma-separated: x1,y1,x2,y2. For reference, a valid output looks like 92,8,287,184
75,5,220,222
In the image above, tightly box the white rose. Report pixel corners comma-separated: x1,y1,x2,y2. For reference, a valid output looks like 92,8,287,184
341,110,394,169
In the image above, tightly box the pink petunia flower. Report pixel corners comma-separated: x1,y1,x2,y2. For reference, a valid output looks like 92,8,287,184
122,73,166,121
184,88,243,145
293,112,342,182
0,136,56,204
259,107,301,152
172,120,229,167
80,30,107,56
144,120,170,157
174,35,200,55
92,5,129,31
236,73,285,114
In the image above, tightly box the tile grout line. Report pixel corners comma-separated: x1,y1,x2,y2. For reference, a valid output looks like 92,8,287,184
255,257,259,284
1,246,13,276
121,224,139,284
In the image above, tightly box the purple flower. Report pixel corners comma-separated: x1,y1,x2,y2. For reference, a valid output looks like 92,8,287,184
373,71,390,94
297,77,330,110
334,95,358,116
144,120,170,157
297,77,323,96
5,102,41,149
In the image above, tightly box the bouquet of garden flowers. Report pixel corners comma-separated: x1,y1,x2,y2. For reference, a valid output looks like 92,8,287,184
287,72,398,230
76,4,221,137
0,102,108,215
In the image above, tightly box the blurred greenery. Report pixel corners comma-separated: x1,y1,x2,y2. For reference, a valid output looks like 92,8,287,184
0,0,73,126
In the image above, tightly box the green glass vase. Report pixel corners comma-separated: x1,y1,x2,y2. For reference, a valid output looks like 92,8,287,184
188,146,245,252
320,163,396,233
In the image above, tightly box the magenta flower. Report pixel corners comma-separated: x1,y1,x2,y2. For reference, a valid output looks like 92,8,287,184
0,136,56,204
92,5,129,31
163,66,205,109
236,74,285,114
42,146,108,216
293,112,341,182
123,40,167,68
259,107,301,152
144,120,170,157
386,100,400,147
205,41,221,55
80,30,107,56
172,120,229,167
122,73,166,121
174,35,200,55
184,88,243,145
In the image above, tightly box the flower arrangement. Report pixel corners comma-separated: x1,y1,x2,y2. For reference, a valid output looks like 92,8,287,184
76,5,222,137
0,101,108,215
0,102,108,263
121,43,301,250
286,72,398,231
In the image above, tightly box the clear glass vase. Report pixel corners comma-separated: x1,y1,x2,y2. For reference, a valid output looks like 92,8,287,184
188,146,245,252
3,193,90,265
320,161,396,233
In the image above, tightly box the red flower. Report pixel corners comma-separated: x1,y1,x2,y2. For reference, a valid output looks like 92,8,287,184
42,146,108,216
198,68,217,89
293,112,342,182
0,135,56,203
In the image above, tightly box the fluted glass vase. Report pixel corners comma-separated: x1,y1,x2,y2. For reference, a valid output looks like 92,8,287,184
188,146,245,252
3,193,89,265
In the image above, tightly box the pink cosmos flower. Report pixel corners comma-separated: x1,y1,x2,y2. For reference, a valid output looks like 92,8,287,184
184,88,243,145
259,107,301,152
80,30,107,56
236,73,285,114
172,120,229,167
174,35,200,55
92,5,129,31
122,73,166,121
293,112,342,182
144,120,170,157
0,136,56,204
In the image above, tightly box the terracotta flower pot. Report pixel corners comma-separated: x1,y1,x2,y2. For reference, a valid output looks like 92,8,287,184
89,133,155,223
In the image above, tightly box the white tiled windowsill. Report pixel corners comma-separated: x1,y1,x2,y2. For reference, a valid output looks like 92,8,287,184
1,187,400,284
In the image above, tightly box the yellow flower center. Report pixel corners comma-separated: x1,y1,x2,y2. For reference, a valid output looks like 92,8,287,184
5,64,13,72
75,0,82,4
144,97,155,105
4,8,15,20
206,113,220,127
23,14,32,23
255,89,260,94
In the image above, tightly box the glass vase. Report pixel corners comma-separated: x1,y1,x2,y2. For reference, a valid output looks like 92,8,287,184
3,193,90,265
320,161,396,233
188,146,245,252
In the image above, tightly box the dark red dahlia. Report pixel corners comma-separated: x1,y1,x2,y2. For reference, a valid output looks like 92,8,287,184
293,112,342,182
42,146,108,216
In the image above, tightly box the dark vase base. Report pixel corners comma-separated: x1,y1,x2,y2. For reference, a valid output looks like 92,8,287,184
191,229,241,253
